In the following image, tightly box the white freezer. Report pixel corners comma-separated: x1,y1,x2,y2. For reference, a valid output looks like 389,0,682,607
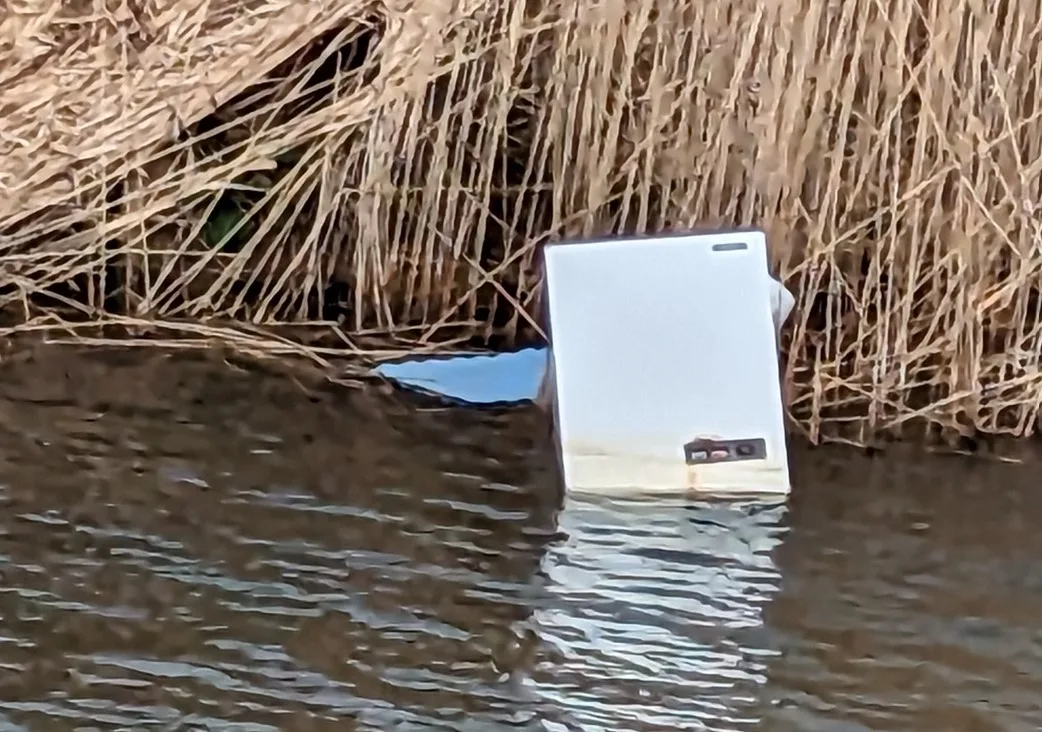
542,229,793,495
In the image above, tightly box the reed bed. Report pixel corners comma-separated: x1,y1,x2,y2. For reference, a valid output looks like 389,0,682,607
2,0,1042,445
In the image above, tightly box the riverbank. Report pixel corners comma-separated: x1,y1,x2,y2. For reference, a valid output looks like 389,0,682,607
2,0,1041,443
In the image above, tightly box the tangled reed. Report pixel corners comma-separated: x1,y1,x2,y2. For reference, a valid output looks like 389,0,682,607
1,0,1042,444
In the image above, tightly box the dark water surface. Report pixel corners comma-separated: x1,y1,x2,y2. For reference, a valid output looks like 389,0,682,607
1,349,1041,731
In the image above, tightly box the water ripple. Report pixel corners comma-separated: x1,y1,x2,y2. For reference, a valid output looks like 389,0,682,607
0,352,1040,730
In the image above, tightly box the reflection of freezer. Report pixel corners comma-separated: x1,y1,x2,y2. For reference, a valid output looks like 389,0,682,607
527,496,788,731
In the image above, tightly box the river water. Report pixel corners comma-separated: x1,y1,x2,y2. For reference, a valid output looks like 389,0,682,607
0,348,1041,730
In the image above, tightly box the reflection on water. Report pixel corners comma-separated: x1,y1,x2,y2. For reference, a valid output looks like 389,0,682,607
530,497,787,731
0,349,1041,730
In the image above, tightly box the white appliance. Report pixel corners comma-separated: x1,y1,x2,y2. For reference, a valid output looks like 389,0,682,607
541,229,793,495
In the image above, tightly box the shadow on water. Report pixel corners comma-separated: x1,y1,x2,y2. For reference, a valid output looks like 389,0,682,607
0,349,1040,730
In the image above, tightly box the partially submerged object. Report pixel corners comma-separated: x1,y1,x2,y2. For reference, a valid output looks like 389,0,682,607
374,229,795,496
542,230,792,495
373,346,548,406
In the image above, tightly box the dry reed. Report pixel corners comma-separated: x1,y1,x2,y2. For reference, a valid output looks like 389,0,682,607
2,0,1042,445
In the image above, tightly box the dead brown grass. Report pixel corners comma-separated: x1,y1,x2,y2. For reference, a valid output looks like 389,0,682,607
1,0,1042,445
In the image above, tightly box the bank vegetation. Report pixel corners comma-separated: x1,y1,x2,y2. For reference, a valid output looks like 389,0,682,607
1,0,1041,444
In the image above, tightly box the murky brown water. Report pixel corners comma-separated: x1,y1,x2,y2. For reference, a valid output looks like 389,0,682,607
0,349,1041,731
